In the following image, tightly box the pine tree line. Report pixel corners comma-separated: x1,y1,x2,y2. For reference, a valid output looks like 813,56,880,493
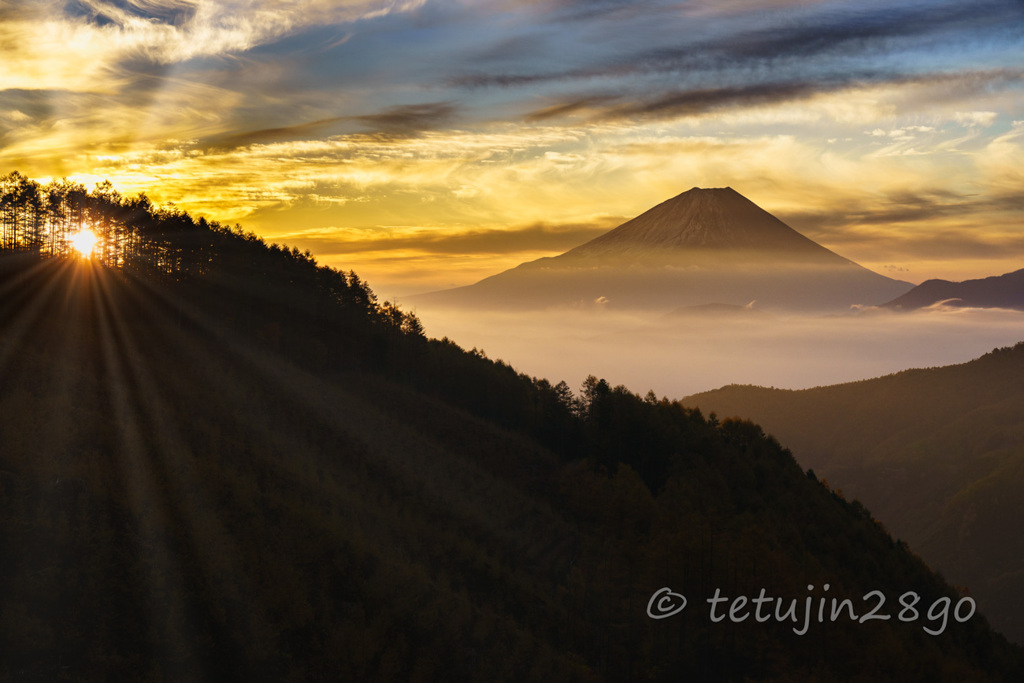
0,170,424,337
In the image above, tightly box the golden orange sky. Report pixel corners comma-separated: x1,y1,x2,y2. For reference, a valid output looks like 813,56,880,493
3,0,1023,296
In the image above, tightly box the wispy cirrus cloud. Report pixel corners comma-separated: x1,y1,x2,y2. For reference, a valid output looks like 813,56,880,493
451,0,1024,91
201,102,459,150
64,0,202,29
276,220,616,256
789,188,1024,227
523,69,1024,124
1,0,428,91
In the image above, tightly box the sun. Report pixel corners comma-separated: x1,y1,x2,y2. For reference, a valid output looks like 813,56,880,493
69,228,99,258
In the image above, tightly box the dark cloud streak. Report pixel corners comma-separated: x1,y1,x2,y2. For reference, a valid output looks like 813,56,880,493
781,189,1024,261
351,102,459,135
593,80,825,120
524,68,1023,123
525,95,621,121
705,1,1021,65
204,118,351,150
450,0,1024,97
201,102,460,151
289,221,617,256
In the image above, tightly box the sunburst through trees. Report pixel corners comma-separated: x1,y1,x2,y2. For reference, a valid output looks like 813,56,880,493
0,171,204,274
69,228,99,258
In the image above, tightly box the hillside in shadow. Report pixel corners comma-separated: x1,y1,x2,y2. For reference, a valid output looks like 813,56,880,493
686,348,1024,647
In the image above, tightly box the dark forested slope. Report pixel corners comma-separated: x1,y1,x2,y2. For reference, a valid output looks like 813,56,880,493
685,348,1024,647
1,172,1022,680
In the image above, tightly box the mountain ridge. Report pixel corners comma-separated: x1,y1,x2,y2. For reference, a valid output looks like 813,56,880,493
683,343,1024,646
883,268,1024,311
559,187,852,263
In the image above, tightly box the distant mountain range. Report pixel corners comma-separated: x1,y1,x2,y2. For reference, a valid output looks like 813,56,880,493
684,344,1024,646
415,187,912,312
883,268,1024,311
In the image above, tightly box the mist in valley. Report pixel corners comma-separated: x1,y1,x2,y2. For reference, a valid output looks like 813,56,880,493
415,303,1024,399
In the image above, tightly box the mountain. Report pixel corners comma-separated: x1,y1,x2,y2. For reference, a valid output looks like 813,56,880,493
2,174,1022,680
561,186,851,261
415,187,912,312
684,345,1024,646
883,268,1024,311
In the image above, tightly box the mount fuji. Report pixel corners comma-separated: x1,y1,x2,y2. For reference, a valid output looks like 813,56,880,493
414,187,912,312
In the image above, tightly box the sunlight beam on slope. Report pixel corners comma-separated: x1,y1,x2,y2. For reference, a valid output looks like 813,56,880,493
0,258,81,376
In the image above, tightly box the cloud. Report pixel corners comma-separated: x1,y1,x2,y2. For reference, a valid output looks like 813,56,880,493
351,102,460,136
522,69,1023,125
955,111,999,128
65,0,201,28
784,188,1024,232
276,220,615,256
592,80,832,121
452,0,1024,93
203,118,350,150
1,0,429,92
704,1,1021,65
524,96,620,122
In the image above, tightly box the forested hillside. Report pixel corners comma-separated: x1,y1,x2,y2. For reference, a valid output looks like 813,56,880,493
1,171,1022,680
686,349,1024,647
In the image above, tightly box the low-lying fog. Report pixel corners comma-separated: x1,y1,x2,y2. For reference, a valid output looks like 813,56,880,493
414,304,1024,400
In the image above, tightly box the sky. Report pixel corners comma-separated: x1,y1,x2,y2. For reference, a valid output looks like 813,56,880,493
2,0,1024,299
